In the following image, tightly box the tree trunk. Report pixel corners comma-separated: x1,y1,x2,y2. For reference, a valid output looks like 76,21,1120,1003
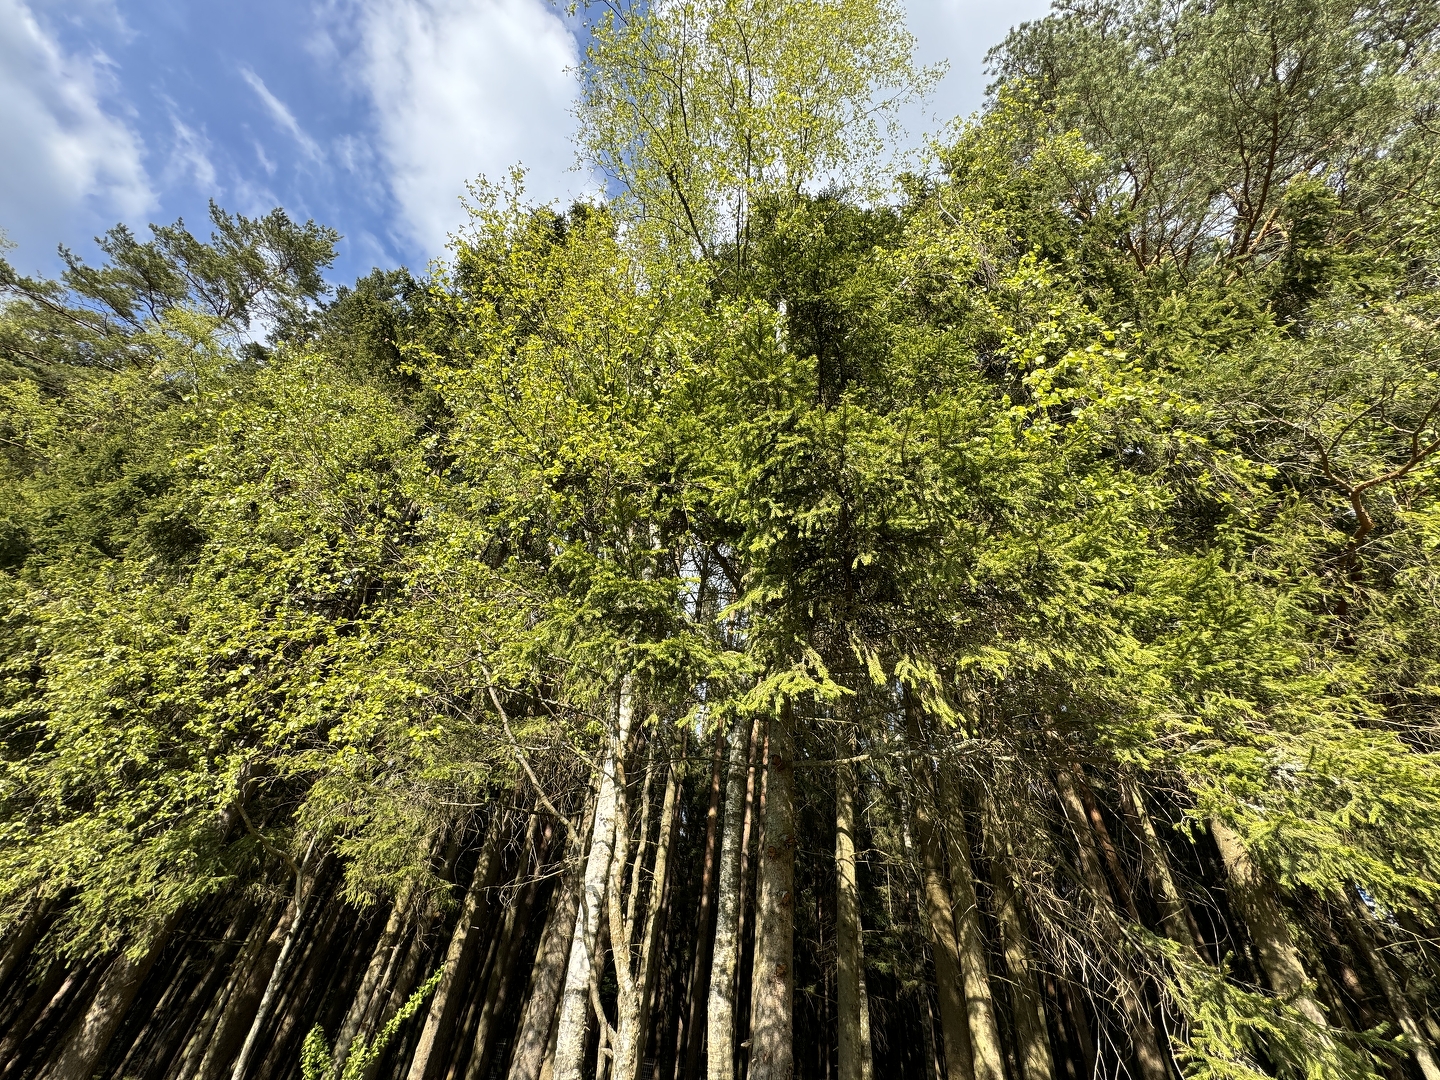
336,894,413,1072
1122,783,1203,960
1342,896,1440,1080
1052,766,1167,1080
904,696,973,1080
835,755,868,1080
748,702,796,1080
406,819,505,1080
981,799,1054,1080
195,897,295,1080
0,901,47,998
633,738,684,1076
553,677,635,1080
509,796,596,1080
684,729,727,1080
707,715,754,1080
936,773,1004,1080
46,917,176,1080
1209,819,1328,1029
229,850,328,1080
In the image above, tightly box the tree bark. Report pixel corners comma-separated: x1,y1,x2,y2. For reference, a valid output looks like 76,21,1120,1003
552,676,636,1080
981,799,1054,1080
1122,783,1203,960
904,696,973,1080
1053,766,1167,1080
508,796,596,1080
0,901,47,998
1342,896,1440,1080
633,738,684,1077
684,729,727,1080
936,773,1004,1080
405,819,505,1080
1209,818,1328,1029
835,755,868,1080
46,916,176,1080
708,715,754,1080
336,893,414,1072
748,702,795,1080
195,897,294,1080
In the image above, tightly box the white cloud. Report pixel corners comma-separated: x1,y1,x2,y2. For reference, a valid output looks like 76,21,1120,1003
346,0,582,257
240,67,325,162
0,0,152,268
164,114,219,191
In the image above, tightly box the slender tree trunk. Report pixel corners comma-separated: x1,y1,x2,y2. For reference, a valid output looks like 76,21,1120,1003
748,702,796,1080
465,827,546,1080
708,716,754,1080
857,956,873,1080
634,739,685,1077
685,729,728,1080
1122,783,1203,960
835,755,868,1080
1343,897,1440,1080
509,797,596,1080
46,916,177,1080
981,800,1054,1080
1209,819,1328,1029
229,850,328,1080
903,697,973,1080
1,962,88,1078
553,677,635,1080
1069,766,1139,921
1053,766,1167,1080
336,894,413,1071
0,901,47,997
936,773,1004,1080
406,819,505,1080
195,897,295,1080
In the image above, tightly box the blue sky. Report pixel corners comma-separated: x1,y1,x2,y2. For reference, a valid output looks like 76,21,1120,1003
1,0,1051,287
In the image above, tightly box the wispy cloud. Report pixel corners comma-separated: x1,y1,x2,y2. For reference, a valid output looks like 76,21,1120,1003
0,0,152,267
240,65,324,162
164,113,218,191
340,0,583,256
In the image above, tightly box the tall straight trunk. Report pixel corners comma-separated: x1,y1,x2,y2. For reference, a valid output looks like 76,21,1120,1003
552,678,635,1080
406,820,505,1080
857,956,873,1080
1122,784,1203,960
0,901,47,996
936,773,1004,1080
684,729,728,1080
1053,767,1167,1080
904,696,973,1080
230,851,329,1080
748,703,796,1080
46,917,176,1080
1069,766,1139,921
336,895,413,1071
464,826,546,1080
633,740,685,1076
175,909,268,1080
981,799,1054,1080
835,756,867,1080
195,898,295,1080
707,716,754,1080
1208,819,1328,1029
509,797,596,1080
1,962,88,1078
1343,897,1440,1080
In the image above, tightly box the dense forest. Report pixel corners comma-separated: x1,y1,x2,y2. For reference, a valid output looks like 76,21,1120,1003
3,1,1440,1079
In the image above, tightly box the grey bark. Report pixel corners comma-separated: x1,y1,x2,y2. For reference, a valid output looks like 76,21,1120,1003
835,756,868,1080
1343,896,1440,1080
936,773,1004,1080
405,820,505,1080
45,916,176,1080
707,716,754,1080
552,677,635,1080
747,703,796,1080
1209,818,1329,1029
508,796,595,1080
